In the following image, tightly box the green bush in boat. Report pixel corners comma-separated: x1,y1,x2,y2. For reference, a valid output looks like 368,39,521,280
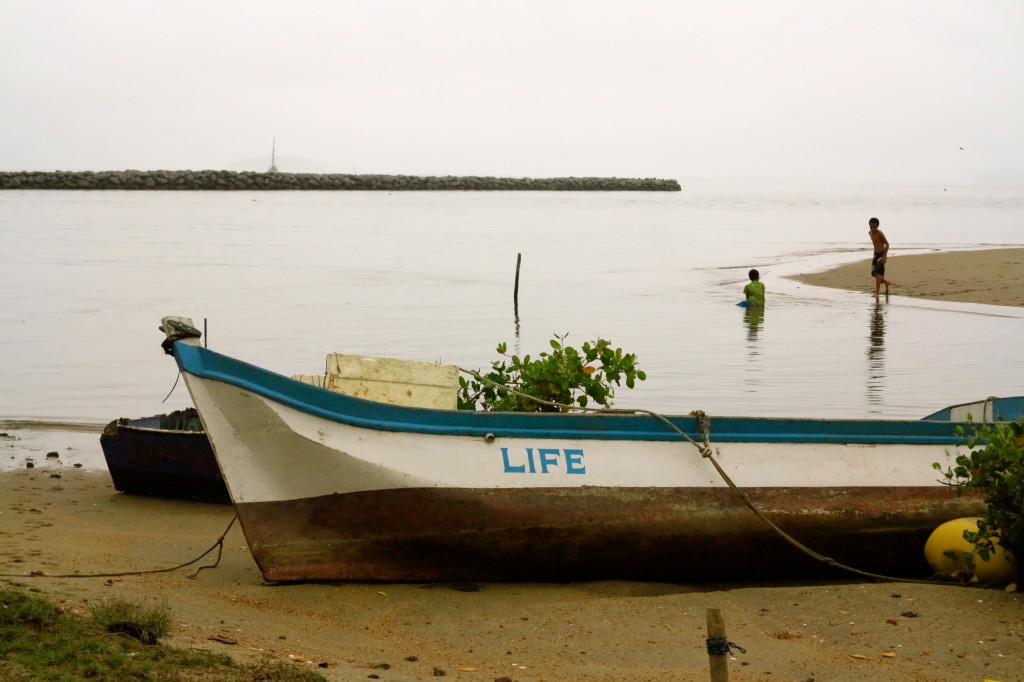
458,334,646,412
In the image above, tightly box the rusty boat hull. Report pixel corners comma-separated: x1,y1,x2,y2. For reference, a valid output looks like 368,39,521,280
161,319,1014,583
238,485,978,582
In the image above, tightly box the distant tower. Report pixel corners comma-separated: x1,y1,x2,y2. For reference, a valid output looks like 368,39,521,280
268,139,278,172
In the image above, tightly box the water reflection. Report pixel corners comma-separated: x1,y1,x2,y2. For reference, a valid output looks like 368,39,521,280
866,301,886,407
743,305,765,344
742,304,765,392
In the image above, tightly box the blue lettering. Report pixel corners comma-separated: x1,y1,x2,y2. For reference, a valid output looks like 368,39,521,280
538,448,560,473
501,447,525,473
564,448,586,474
499,447,586,474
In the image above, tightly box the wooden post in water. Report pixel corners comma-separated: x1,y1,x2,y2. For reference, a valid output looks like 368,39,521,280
513,253,521,314
706,608,729,682
513,253,522,346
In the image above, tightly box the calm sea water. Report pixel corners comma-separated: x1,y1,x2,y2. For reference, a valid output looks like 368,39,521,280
2,180,1023,470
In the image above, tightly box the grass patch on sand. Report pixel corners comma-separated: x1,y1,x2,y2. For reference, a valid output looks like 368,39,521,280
91,596,173,645
0,587,325,681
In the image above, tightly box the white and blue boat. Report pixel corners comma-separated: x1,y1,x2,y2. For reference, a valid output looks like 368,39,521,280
159,316,1016,583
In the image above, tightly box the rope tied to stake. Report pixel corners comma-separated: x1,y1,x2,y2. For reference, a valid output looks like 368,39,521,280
706,636,746,656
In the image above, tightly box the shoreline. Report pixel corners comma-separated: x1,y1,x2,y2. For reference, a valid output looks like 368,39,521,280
2,469,1021,681
786,247,1024,307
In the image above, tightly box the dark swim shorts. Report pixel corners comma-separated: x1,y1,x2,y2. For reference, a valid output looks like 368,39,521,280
871,251,886,277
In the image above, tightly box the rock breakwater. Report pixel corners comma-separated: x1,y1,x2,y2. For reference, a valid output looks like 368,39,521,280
0,170,680,191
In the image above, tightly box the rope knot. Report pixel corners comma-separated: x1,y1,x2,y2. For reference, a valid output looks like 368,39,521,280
706,636,746,656
689,410,712,449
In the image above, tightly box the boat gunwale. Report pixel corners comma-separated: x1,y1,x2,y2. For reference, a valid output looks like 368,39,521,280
109,423,207,436
102,416,206,437
171,342,979,445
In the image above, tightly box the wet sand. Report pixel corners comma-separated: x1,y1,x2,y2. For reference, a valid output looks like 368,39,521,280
788,247,1024,306
1,468,1021,682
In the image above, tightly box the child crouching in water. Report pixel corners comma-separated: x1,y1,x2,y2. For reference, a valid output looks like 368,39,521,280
744,269,765,306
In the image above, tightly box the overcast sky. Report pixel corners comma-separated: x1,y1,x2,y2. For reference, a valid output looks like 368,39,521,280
2,1,1022,185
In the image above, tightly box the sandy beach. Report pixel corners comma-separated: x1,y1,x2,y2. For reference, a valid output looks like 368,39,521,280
0,469,1021,682
3,247,1023,681
788,247,1024,307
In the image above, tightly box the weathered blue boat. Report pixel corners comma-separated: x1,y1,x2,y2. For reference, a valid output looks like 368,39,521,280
100,408,229,504
159,316,1020,582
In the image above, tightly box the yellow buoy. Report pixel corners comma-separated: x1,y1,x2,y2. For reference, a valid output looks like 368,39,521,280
924,517,1017,583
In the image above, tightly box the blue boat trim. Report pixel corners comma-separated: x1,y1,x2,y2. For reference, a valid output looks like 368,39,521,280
921,396,1024,422
172,343,970,445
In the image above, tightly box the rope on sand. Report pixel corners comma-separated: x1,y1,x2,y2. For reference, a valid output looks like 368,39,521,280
0,514,238,580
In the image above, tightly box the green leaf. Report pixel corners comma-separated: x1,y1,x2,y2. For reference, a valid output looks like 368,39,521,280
461,334,645,414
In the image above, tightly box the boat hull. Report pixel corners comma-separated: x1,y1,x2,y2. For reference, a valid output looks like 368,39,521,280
238,484,979,582
168,340,989,582
100,414,229,505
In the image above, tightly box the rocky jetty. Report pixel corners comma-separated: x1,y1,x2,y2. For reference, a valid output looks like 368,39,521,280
0,170,680,191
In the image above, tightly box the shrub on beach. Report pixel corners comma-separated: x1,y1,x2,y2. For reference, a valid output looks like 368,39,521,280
934,418,1024,580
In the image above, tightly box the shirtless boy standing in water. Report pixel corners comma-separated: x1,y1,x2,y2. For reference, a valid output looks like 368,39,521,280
868,217,892,297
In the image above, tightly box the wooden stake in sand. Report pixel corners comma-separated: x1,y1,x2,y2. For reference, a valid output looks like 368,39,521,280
705,608,745,681
706,608,729,681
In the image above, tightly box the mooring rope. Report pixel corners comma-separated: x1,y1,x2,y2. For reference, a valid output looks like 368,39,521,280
458,367,955,586
160,370,181,403
0,514,238,581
